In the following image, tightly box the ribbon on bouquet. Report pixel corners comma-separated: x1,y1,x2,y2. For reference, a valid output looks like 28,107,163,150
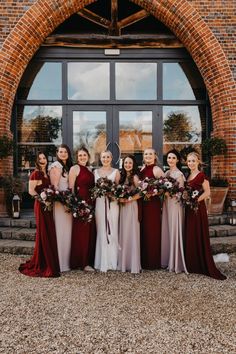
105,197,111,244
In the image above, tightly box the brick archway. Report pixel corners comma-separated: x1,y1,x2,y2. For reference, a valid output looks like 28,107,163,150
0,0,235,185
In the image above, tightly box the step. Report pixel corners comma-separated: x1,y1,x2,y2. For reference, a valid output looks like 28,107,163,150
0,237,235,256
0,227,36,241
0,239,35,255
209,224,236,237
0,217,36,228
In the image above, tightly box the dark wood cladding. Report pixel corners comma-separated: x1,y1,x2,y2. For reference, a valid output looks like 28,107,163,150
43,34,183,48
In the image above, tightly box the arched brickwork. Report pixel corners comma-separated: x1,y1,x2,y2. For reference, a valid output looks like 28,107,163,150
0,0,235,190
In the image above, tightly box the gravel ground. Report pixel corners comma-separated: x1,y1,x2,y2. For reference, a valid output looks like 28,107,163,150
0,254,236,354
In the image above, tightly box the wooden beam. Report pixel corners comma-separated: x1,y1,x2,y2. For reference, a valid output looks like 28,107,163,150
118,10,149,29
43,34,183,49
77,8,110,29
109,0,119,36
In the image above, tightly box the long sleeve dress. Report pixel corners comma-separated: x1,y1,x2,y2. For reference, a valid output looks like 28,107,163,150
70,165,96,269
161,169,188,274
19,170,60,277
185,172,226,280
140,164,162,270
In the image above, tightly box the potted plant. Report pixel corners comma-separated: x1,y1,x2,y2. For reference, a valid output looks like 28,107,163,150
0,135,14,216
202,136,228,215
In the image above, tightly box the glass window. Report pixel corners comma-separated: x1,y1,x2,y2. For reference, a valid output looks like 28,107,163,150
163,63,205,100
18,63,62,100
115,63,157,100
17,144,57,171
73,111,107,166
17,106,62,144
119,111,152,167
163,106,203,162
68,62,110,100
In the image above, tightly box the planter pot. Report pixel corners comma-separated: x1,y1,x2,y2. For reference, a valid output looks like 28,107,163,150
206,187,229,215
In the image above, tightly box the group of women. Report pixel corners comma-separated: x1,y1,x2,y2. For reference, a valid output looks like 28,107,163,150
19,144,226,280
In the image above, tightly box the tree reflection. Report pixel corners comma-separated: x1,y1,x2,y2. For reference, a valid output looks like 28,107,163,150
26,115,61,143
164,111,199,143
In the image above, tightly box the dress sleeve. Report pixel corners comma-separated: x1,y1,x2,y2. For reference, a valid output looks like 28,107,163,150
198,171,208,184
29,170,42,181
48,161,63,171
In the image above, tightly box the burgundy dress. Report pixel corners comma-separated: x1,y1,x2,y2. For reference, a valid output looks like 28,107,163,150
70,165,96,269
19,170,60,277
140,164,162,269
185,172,226,280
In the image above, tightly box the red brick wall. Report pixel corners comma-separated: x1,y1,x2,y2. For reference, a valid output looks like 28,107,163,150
0,0,235,194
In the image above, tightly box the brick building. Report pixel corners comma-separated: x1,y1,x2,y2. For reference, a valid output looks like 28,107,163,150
0,0,235,211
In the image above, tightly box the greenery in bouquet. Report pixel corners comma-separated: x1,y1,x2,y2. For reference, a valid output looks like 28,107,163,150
66,194,94,222
90,177,116,200
178,184,200,211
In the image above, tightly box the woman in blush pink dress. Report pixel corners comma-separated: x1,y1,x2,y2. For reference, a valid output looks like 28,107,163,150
69,146,96,271
161,149,188,274
140,148,164,270
49,144,73,273
19,152,60,277
118,155,141,274
185,151,226,280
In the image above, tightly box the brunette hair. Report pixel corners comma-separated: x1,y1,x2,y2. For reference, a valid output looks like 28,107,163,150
76,146,90,166
35,151,48,173
165,149,182,170
56,144,73,176
120,155,140,185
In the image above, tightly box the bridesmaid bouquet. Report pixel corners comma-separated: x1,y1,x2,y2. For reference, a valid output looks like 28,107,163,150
138,177,160,201
90,177,116,200
65,194,94,222
36,186,57,211
178,184,199,211
113,184,140,202
158,176,180,198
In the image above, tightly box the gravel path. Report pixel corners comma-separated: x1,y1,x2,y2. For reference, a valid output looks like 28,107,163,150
0,254,236,354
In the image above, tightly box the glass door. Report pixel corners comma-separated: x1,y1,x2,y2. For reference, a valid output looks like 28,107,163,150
68,105,161,168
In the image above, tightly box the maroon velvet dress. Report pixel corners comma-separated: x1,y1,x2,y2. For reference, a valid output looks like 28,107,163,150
185,172,226,280
19,170,60,277
70,165,96,269
140,164,162,269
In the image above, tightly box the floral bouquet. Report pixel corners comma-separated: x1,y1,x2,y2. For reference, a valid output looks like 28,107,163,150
113,183,140,202
66,194,94,222
138,177,160,201
36,186,57,211
90,177,116,200
157,176,180,198
178,184,200,211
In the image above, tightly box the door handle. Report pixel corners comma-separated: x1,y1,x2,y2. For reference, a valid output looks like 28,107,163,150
115,141,121,165
105,141,111,151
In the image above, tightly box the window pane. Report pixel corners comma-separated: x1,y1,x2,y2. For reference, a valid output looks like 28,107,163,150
116,63,157,100
163,106,203,164
68,62,110,100
119,111,152,167
163,63,205,100
18,144,57,171
17,106,62,144
73,111,107,167
18,63,62,100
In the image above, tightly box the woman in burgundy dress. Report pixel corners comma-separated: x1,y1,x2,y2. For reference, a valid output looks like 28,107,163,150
140,148,164,269
185,152,226,280
69,146,96,271
19,152,60,277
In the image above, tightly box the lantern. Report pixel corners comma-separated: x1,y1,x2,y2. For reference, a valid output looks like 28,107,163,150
12,194,21,219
